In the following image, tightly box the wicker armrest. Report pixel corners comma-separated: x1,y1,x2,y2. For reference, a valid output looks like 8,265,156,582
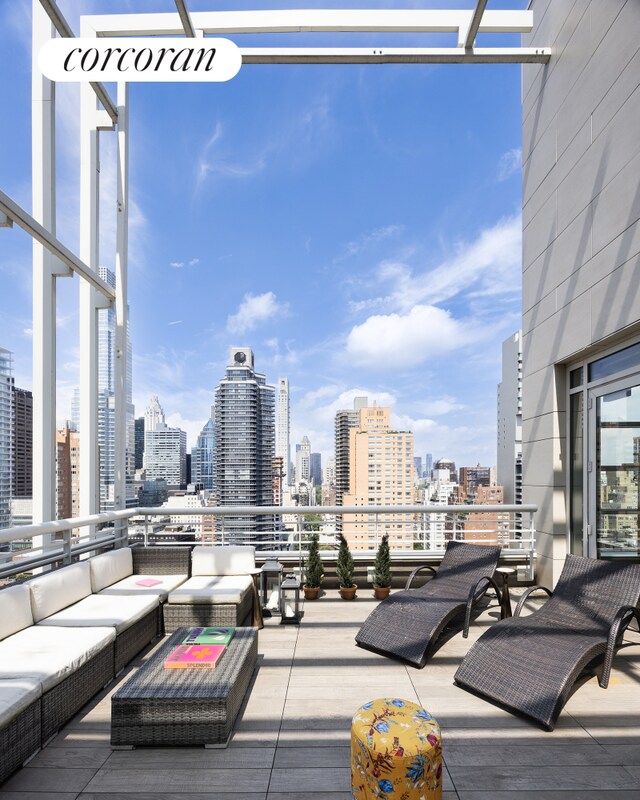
463,575,502,638
404,564,437,590
601,605,640,688
513,584,553,617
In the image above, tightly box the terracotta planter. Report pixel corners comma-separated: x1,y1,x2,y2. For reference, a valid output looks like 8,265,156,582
373,586,391,601
303,585,320,601
339,585,358,601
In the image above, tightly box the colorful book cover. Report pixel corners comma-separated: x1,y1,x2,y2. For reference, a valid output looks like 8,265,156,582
163,644,226,669
182,627,236,646
135,577,163,587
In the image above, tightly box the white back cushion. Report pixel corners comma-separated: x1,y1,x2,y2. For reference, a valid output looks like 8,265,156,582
0,585,34,640
28,562,92,622
89,548,133,593
191,545,255,576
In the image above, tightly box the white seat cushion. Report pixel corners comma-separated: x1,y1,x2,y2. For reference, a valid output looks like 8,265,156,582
99,573,188,601
0,626,115,692
0,678,42,727
37,593,159,634
28,562,92,622
167,575,252,605
191,545,255,576
0,584,34,641
89,548,133,593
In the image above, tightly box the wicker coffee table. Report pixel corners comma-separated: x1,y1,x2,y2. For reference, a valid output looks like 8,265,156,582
111,627,258,748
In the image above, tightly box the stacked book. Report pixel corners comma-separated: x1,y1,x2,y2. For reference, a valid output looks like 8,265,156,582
163,627,235,669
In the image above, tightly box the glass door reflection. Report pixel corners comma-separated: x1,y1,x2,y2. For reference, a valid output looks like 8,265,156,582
593,383,640,559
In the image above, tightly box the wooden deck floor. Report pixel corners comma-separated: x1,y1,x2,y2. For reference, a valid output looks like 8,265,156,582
2,590,640,799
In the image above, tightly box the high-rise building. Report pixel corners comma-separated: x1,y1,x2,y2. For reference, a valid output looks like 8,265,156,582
97,267,135,511
414,456,423,481
343,404,415,550
143,396,186,489
214,347,275,541
464,485,509,545
0,348,13,529
192,415,216,491
275,377,291,484
459,465,493,501
497,330,523,506
425,453,433,480
134,417,145,471
310,452,322,486
296,435,311,483
56,423,80,521
11,386,32,499
334,397,368,529
434,459,457,483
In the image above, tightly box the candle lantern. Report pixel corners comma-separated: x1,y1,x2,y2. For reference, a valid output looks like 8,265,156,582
260,558,283,614
279,573,301,624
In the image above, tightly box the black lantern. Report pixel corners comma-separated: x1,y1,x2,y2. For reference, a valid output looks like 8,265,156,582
260,558,283,614
279,573,301,624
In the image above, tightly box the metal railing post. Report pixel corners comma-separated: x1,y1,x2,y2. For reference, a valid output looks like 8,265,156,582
62,529,72,565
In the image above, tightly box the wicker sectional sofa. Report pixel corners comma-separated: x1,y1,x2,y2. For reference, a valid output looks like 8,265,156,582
0,545,190,784
163,545,257,633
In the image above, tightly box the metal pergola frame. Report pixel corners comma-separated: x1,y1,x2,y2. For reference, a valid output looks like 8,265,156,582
2,1,550,541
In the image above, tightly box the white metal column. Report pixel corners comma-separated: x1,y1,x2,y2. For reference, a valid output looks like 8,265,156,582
114,82,129,518
32,1,70,532
79,79,103,527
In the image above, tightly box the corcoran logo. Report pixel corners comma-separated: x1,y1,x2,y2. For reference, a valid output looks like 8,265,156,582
38,37,242,82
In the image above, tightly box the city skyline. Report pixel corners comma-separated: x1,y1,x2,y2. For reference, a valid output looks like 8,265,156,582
0,1,526,469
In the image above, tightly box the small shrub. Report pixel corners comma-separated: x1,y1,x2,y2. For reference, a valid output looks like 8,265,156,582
373,533,392,588
304,533,324,588
336,533,355,588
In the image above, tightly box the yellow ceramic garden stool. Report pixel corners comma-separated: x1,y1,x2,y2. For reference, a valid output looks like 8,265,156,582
351,698,442,799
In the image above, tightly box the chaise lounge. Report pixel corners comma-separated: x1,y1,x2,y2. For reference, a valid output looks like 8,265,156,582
356,540,503,668
454,553,640,730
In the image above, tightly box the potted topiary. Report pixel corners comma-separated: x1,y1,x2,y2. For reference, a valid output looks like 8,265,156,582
336,533,357,600
372,533,392,600
303,533,324,600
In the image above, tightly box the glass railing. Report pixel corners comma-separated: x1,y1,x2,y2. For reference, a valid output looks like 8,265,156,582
0,503,537,582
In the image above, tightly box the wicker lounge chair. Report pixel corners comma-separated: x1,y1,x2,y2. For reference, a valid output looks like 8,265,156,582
355,540,503,668
454,554,640,731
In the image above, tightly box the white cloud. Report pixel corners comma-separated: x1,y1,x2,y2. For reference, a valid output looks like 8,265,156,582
498,148,522,182
169,258,200,269
338,224,404,260
168,320,183,326
226,291,289,335
346,304,473,369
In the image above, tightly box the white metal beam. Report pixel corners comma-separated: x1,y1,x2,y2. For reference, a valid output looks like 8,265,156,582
174,0,196,38
114,82,129,514
32,0,58,534
79,77,101,529
463,0,489,49
38,0,118,123
0,190,115,299
239,47,551,65
83,9,534,37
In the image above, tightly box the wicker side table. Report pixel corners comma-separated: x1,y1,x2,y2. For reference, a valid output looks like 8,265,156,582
111,627,257,748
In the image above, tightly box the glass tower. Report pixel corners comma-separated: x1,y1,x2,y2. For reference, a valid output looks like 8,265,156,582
215,348,275,543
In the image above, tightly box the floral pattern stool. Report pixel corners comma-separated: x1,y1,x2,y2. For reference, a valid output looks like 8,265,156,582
351,698,442,799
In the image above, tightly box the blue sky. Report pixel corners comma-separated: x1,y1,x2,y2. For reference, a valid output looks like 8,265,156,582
0,1,525,469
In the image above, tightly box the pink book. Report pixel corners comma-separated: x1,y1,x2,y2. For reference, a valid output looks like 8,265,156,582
135,578,163,587
163,644,226,669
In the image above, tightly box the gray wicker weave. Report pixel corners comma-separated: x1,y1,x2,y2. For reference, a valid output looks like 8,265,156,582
356,541,502,668
131,546,192,575
41,640,115,742
111,627,258,748
0,697,41,784
114,608,159,674
163,590,253,634
454,554,640,731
